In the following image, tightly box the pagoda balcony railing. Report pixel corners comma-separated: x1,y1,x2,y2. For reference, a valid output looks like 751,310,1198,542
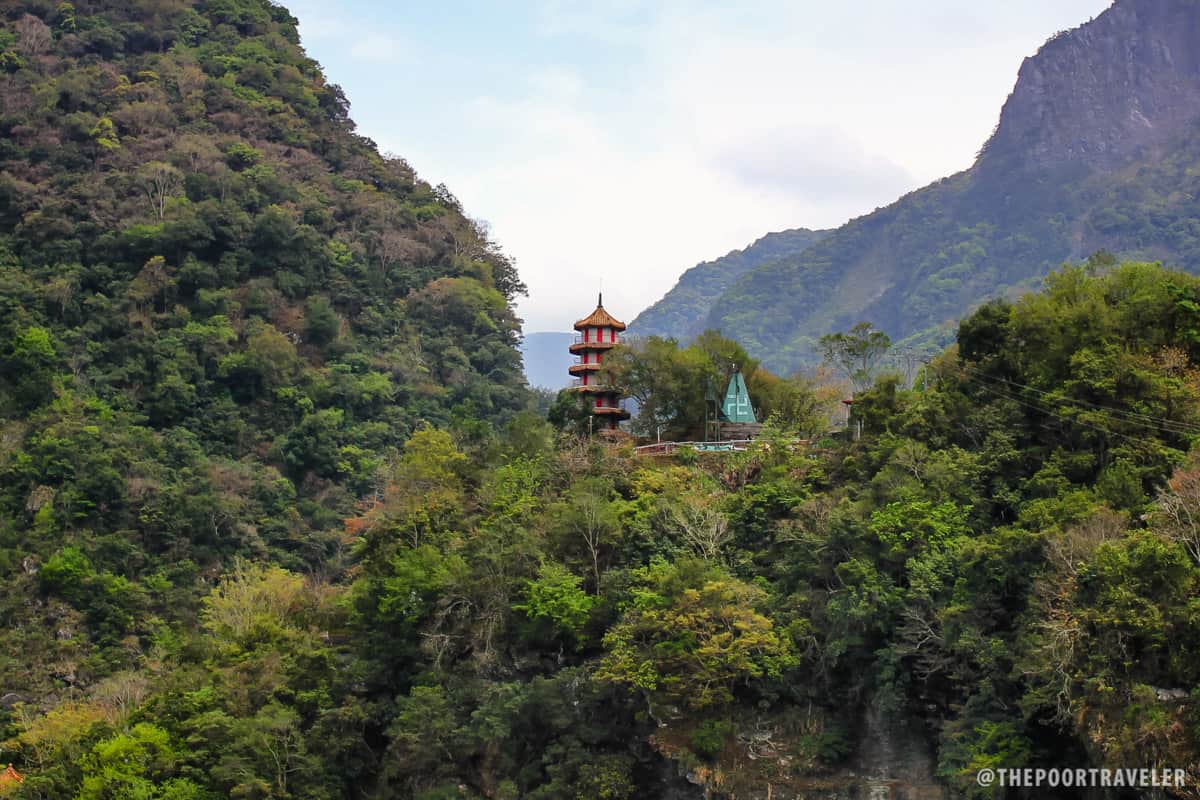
573,334,622,345
591,398,631,411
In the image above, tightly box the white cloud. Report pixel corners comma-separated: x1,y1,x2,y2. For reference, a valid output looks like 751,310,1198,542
295,0,1114,333
446,82,816,331
711,126,917,205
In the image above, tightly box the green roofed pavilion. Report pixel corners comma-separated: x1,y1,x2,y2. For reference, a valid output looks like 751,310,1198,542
720,372,757,424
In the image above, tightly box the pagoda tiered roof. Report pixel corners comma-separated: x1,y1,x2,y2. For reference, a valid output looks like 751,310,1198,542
573,294,627,331
0,764,24,786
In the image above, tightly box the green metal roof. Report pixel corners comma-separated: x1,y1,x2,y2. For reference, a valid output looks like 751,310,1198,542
720,372,757,423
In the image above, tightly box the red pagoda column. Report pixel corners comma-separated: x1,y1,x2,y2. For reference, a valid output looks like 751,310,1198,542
569,294,630,431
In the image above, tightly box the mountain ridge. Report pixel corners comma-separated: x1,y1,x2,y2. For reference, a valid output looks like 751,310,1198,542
629,226,829,341
644,0,1200,373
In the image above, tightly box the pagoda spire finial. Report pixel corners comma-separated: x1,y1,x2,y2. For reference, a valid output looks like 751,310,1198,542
597,291,603,307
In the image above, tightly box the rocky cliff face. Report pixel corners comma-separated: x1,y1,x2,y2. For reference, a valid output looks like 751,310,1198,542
658,703,948,800
983,0,1200,170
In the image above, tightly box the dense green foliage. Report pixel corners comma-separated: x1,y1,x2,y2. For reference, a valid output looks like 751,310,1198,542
628,227,829,342
819,321,892,391
10,180,1200,797
585,330,837,441
0,0,529,577
0,0,534,793
5,1,1200,798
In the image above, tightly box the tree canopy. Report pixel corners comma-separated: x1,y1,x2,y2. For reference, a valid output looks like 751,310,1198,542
5,0,1200,797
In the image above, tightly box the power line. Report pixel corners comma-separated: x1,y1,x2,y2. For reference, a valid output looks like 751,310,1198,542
967,367,1200,434
960,363,1200,437
966,372,1197,439
966,378,1152,448
961,371,1189,449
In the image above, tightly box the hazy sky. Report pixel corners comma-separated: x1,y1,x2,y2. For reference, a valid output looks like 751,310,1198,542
287,0,1113,332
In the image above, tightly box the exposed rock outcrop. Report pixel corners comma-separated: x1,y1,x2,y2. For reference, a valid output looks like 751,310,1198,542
984,0,1200,170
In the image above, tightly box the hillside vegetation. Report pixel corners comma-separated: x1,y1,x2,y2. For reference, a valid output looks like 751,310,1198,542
629,227,828,342
0,0,530,581
10,245,1200,795
5,1,1200,799
0,0,533,789
706,131,1200,373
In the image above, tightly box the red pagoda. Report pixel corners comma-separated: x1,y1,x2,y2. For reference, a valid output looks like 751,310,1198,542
0,764,24,788
569,294,630,430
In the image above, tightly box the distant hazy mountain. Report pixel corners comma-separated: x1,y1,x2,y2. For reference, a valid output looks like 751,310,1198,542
629,228,829,341
641,0,1200,373
521,332,575,389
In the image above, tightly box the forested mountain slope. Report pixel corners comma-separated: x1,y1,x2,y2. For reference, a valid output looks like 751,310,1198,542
629,227,828,341
668,0,1200,373
7,1,1200,799
0,0,530,572
0,0,533,789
